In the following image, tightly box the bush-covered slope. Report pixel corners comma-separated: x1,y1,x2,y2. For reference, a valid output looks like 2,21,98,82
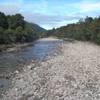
0,12,46,44
46,16,100,44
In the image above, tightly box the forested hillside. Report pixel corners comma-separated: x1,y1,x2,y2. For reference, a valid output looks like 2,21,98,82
0,12,46,44
46,16,100,44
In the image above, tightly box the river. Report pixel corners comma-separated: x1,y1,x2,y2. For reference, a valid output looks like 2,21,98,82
0,38,62,97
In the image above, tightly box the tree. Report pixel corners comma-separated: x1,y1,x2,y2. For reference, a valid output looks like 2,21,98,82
0,27,4,44
85,16,93,23
0,12,8,29
4,29,15,43
15,26,24,42
7,14,25,29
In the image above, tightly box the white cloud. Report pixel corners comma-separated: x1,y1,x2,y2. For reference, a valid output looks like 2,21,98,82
0,4,21,15
0,0,99,29
77,2,100,12
0,0,23,15
23,12,81,29
65,0,100,18
70,0,100,13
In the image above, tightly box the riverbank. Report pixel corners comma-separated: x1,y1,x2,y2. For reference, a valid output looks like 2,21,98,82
3,38,100,100
0,42,35,53
0,37,59,53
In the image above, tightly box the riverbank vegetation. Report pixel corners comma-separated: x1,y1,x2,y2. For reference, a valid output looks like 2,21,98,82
0,12,46,51
0,12,46,44
46,16,100,44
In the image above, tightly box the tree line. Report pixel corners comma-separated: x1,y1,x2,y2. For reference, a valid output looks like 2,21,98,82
0,12,41,44
46,16,100,44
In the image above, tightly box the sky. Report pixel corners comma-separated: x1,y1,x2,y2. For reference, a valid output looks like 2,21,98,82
0,0,100,29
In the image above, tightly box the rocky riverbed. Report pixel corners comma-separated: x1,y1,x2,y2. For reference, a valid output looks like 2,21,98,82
2,38,100,100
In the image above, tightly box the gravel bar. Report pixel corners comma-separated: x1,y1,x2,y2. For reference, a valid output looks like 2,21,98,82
2,38,100,100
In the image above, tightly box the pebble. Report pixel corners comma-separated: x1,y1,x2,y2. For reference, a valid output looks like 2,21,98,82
15,70,19,74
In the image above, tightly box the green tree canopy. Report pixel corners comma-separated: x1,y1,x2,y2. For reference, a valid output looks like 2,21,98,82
0,12,8,29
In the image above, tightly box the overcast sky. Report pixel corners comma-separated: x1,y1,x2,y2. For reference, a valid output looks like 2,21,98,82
0,0,100,29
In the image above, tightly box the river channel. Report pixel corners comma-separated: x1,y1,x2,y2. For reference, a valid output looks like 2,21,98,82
0,38,62,97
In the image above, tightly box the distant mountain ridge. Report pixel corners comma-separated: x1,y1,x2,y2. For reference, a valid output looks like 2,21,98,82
31,23,46,32
25,22,46,34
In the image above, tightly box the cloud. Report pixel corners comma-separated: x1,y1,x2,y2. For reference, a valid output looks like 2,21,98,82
75,2,100,12
0,0,49,14
0,4,21,15
20,0,48,13
0,0,99,29
0,0,23,15
23,12,81,29
69,0,100,16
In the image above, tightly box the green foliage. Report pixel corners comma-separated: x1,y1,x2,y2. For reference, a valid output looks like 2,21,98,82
24,22,46,38
4,29,16,43
0,12,45,44
0,27,4,43
15,26,24,42
7,14,25,29
85,16,93,23
47,16,100,44
0,12,8,29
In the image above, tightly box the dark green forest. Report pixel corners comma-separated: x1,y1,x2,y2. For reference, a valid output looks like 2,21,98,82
46,16,100,44
0,12,45,44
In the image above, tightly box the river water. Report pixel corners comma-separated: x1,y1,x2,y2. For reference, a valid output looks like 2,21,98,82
0,38,62,97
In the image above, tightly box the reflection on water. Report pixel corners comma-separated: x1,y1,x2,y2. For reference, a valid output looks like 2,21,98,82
0,39,62,95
